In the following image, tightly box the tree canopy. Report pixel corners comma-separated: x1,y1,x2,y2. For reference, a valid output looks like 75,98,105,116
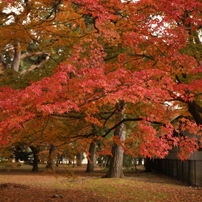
0,0,202,163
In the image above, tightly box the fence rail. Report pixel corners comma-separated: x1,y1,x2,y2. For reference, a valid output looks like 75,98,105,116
150,159,202,187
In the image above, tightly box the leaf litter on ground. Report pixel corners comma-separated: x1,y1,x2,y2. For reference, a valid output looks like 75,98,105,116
0,164,202,202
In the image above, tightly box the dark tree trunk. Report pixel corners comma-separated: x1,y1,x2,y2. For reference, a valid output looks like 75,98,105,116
86,141,96,172
76,153,83,166
46,144,56,170
107,101,126,178
30,146,39,172
105,156,111,168
56,154,62,167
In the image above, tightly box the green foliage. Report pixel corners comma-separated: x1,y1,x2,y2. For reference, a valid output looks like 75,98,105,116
0,65,56,89
179,43,202,63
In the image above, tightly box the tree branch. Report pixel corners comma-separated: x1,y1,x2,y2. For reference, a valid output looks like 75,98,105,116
20,52,49,60
129,53,154,60
20,54,50,74
103,118,143,137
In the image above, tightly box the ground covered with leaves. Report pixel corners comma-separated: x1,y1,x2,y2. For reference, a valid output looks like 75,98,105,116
0,164,202,202
0,182,110,202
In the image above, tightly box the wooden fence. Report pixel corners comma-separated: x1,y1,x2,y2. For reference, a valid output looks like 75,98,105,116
150,159,202,187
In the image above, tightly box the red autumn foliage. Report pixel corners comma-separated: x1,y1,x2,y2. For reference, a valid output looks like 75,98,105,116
0,0,202,160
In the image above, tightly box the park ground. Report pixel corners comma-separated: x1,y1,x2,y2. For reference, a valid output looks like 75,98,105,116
0,164,202,202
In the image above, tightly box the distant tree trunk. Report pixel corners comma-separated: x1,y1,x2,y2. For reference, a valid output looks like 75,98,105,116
30,146,40,172
99,156,110,168
106,101,126,178
46,144,56,170
105,156,111,168
86,141,96,172
76,153,83,166
56,153,62,167
134,158,140,176
14,146,21,162
138,158,143,165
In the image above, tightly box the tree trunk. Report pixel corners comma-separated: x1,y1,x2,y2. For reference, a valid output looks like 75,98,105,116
107,101,126,178
98,156,109,168
107,124,126,178
105,156,111,168
188,101,202,125
76,153,83,166
86,141,96,172
30,146,39,172
56,153,62,167
46,144,56,170
138,158,143,165
11,41,21,72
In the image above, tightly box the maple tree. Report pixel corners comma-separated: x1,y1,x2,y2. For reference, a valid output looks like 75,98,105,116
0,0,87,89
0,0,202,177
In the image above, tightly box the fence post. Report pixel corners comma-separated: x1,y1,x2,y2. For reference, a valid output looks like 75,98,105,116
194,160,196,186
176,160,179,179
188,160,191,186
182,161,184,183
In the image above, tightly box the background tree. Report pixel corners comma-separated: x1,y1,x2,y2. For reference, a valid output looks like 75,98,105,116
0,0,87,88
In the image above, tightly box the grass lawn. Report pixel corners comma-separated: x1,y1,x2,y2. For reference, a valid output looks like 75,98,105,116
0,163,201,201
